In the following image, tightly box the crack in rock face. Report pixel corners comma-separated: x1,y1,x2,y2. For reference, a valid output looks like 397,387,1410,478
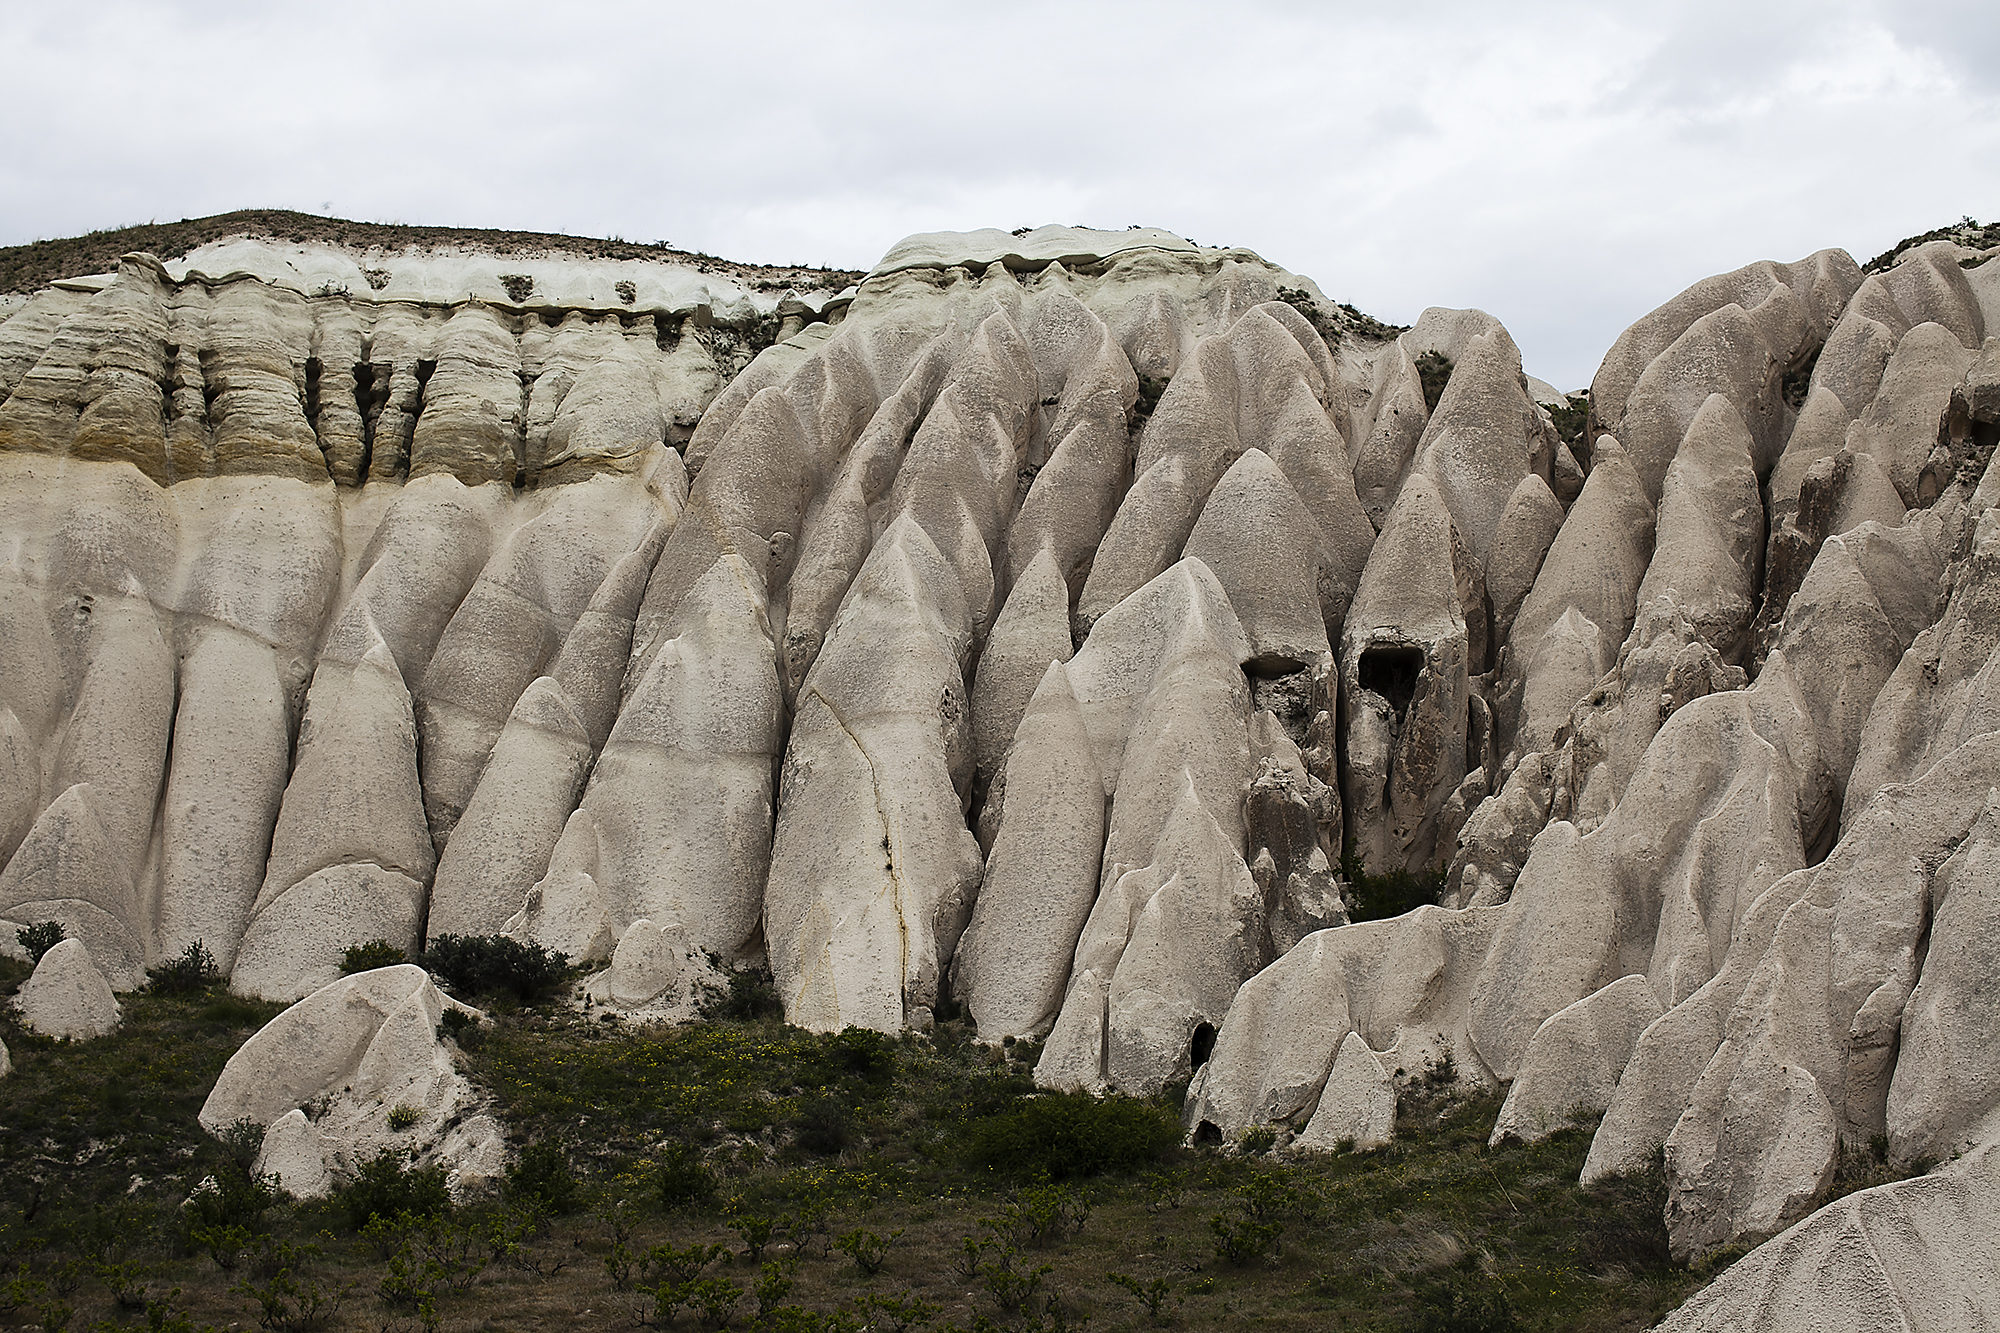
4,219,2000,1327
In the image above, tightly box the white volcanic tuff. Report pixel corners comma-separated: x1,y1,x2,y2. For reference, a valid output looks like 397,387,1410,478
956,662,1104,1040
1348,336,1431,527
631,384,815,691
1242,711,1346,957
163,237,841,326
1654,1144,2000,1333
415,462,684,844
1885,794,2000,1167
0,288,95,401
1192,337,1971,1175
1294,1031,1397,1152
1500,438,1655,763
1183,450,1334,669
226,476,505,999
232,627,433,1000
1339,473,1473,875
1024,560,1261,1093
1004,289,1139,598
1182,904,1508,1142
0,257,177,480
426,522,669,938
1036,775,1265,1096
1407,322,1558,572
1483,473,1565,644
1764,245,1986,572
157,474,343,967
1660,732,2000,1259
16,223,2000,1324
1074,559,1253,889
1634,394,1766,660
1079,302,1373,634
766,517,984,1034
968,547,1075,801
1487,973,1660,1147
201,965,502,1199
1589,251,1860,453
13,938,121,1040
511,553,783,964
0,265,746,988
0,457,180,986
1843,464,2000,820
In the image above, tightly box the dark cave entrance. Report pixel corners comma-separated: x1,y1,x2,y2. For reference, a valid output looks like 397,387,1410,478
1358,643,1425,718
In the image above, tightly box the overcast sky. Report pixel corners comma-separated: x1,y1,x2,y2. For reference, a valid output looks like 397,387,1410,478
3,0,1995,388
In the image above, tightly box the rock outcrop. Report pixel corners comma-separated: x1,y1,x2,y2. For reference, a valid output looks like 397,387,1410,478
13,938,121,1039
7,216,2000,1327
199,965,502,1198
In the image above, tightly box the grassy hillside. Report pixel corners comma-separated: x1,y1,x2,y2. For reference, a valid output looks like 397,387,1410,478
0,210,866,296
0,956,1713,1332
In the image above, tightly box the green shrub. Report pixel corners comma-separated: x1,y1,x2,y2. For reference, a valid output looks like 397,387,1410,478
231,1238,347,1333
1341,842,1445,922
1546,391,1590,447
421,934,569,1006
199,993,271,1026
825,1027,895,1083
504,1141,578,1216
17,919,64,963
833,1227,901,1277
148,941,222,995
654,1142,717,1212
1415,350,1455,412
753,1260,795,1317
338,940,407,974
727,1212,775,1260
1133,374,1168,422
335,1151,449,1231
1108,1272,1178,1324
1208,1211,1283,1265
960,1092,1179,1180
1238,1125,1277,1155
985,1183,1090,1247
437,1006,482,1051
791,1096,853,1155
184,1160,282,1247
697,964,783,1022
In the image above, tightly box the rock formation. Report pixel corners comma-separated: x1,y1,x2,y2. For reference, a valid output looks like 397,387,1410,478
4,215,2000,1327
13,938,120,1039
199,964,503,1198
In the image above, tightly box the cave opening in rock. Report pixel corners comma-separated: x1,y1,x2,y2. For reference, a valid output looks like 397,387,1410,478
302,356,322,431
1189,1021,1218,1072
1359,643,1425,718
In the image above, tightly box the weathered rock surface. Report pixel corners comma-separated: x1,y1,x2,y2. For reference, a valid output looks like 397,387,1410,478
8,218,2000,1324
199,965,502,1198
1655,1145,2000,1333
14,938,121,1039
1489,973,1661,1146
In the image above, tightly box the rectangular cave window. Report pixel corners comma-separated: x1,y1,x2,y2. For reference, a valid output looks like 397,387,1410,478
1358,643,1425,717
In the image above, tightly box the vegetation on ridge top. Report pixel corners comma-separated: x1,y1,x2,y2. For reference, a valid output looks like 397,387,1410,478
0,209,867,297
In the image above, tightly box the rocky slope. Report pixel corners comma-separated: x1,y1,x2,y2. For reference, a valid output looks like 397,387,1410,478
3,215,1998,1328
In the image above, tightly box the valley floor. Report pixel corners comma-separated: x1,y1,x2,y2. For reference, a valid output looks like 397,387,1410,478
0,958,1733,1333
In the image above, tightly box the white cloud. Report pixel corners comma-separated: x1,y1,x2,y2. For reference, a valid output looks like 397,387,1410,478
1,0,1994,386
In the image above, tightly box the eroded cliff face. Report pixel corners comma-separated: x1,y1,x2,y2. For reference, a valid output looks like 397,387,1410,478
6,219,2000,1324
